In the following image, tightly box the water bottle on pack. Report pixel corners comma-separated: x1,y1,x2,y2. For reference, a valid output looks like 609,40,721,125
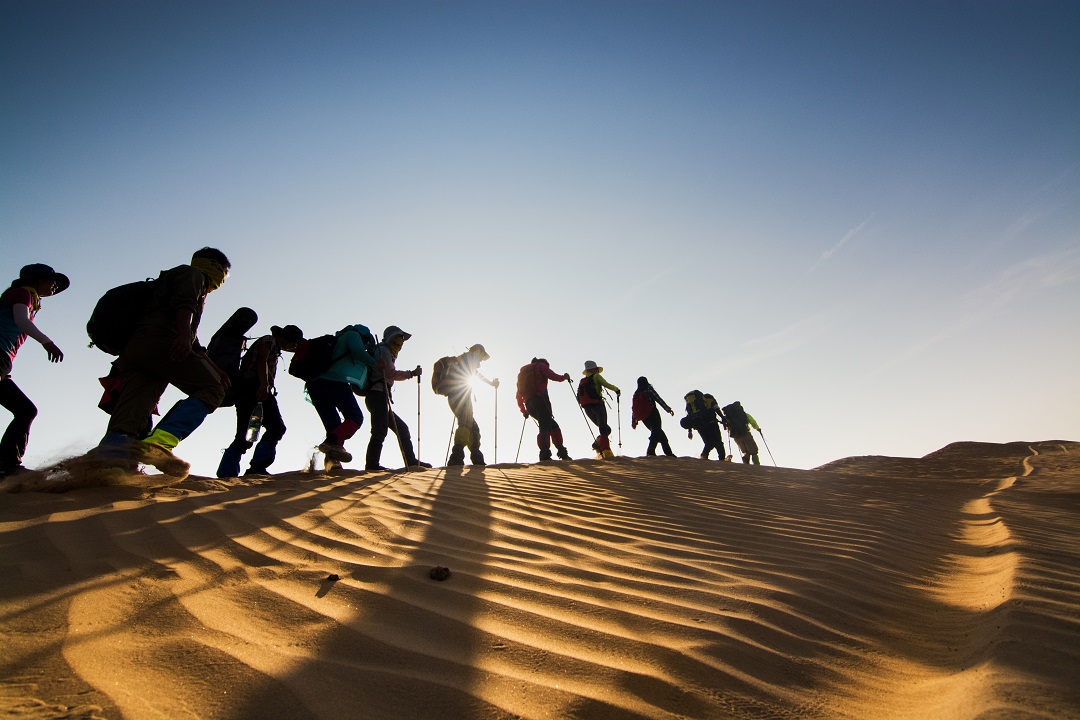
246,402,264,444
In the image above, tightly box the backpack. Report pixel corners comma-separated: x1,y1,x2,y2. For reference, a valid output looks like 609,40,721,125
86,274,163,355
287,334,339,381
431,356,459,396
516,362,542,400
631,389,652,422
722,401,749,435
577,375,601,406
206,307,258,379
680,390,710,429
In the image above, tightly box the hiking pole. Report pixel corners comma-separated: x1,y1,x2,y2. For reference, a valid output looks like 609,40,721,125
568,383,596,447
444,417,457,467
416,373,421,461
386,390,409,469
726,433,734,462
514,415,528,463
494,381,498,464
616,394,622,452
758,429,777,466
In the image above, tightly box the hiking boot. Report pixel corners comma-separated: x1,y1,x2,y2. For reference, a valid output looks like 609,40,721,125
318,442,353,463
539,448,553,461
133,441,190,479
365,464,389,472
470,450,486,466
556,446,571,461
409,460,432,469
601,449,615,459
448,446,465,466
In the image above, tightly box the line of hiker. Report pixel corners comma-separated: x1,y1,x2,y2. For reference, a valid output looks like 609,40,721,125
2,251,770,481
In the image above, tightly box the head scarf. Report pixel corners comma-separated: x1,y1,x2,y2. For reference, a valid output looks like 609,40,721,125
191,258,228,291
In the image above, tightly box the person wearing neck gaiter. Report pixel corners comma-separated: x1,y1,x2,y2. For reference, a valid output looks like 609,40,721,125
94,247,232,479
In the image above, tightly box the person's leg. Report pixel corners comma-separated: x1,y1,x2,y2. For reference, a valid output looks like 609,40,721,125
643,412,661,455
365,393,390,469
248,395,285,474
218,387,256,478
388,409,418,466
0,377,36,474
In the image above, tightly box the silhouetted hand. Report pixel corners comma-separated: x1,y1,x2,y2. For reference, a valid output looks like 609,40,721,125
631,420,638,429
563,373,571,381
492,378,500,389
43,341,63,363
413,365,422,377
522,411,529,419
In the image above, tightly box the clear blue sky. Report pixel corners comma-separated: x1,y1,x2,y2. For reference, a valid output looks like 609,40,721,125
3,0,1078,475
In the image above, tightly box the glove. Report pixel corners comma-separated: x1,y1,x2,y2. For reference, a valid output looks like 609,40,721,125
631,420,638,429
563,373,571,381
522,411,529,419
492,378,500,388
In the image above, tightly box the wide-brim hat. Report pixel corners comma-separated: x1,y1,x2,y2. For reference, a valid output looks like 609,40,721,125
582,360,603,375
271,324,304,344
468,343,489,361
383,325,412,343
15,263,69,294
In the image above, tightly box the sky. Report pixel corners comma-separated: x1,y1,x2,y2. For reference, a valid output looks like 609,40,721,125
2,0,1078,476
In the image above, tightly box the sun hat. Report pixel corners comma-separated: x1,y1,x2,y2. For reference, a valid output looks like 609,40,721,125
582,360,603,375
271,325,304,344
14,264,69,293
383,326,412,343
468,343,489,360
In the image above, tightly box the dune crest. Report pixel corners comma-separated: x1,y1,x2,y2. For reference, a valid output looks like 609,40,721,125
2,442,1078,719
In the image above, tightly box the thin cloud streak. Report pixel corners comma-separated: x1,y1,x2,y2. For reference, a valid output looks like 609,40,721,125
807,215,874,275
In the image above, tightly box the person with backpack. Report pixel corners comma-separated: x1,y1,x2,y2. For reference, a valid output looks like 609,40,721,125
93,248,233,479
680,390,727,461
577,360,620,459
515,358,572,462
630,376,675,457
364,325,429,471
432,344,497,466
722,400,762,464
0,264,67,478
304,324,378,466
216,324,304,478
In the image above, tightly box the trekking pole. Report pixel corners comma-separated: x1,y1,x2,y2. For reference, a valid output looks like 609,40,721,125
758,429,777,466
726,434,734,462
568,383,596,444
616,394,622,452
444,417,457,467
514,415,528,463
416,373,421,461
386,390,409,468
494,382,498,464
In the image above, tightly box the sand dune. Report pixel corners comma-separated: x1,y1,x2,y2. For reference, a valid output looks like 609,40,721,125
2,441,1078,719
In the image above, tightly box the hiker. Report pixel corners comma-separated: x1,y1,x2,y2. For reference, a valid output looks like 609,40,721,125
577,360,620,459
722,400,762,464
0,264,67,478
630,376,675,457
216,324,304,478
364,325,429,471
433,344,497,466
680,390,727,460
305,324,377,465
515,357,572,461
94,248,232,478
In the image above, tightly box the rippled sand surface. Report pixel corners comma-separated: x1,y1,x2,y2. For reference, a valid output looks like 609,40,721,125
2,441,1078,719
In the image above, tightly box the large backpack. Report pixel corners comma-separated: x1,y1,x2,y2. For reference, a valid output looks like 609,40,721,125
631,389,652,422
722,401,749,435
207,308,258,374
577,375,601,406
287,334,339,381
86,274,164,355
431,356,459,396
516,362,542,400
